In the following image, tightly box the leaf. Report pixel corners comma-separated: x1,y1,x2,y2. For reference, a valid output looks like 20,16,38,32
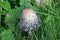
2,10,7,15
2,0,11,11
20,0,32,8
0,27,5,33
0,0,3,6
44,15,51,23
1,29,15,40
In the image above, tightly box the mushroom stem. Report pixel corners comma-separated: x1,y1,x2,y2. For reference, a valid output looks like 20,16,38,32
28,30,32,40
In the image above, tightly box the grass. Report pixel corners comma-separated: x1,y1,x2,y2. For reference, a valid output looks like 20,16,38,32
0,0,60,40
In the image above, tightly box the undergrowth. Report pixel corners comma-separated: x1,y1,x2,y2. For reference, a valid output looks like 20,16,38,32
0,0,60,40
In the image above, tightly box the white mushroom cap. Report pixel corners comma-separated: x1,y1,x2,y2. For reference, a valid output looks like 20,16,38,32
20,8,41,32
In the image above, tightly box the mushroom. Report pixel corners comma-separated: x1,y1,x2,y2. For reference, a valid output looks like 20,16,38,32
20,8,42,40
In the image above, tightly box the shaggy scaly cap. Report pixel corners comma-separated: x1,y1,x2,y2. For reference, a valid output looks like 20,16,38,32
20,8,41,32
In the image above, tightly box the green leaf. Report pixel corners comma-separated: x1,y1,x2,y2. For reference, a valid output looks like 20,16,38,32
2,10,7,15
44,15,51,23
20,0,32,8
0,15,1,26
2,0,11,11
1,29,15,40
0,0,3,6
